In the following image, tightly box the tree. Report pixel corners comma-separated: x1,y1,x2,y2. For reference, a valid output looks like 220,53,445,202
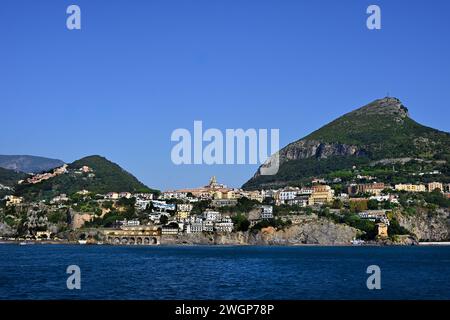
160,215,169,225
331,199,343,209
350,200,368,213
232,214,250,232
191,200,211,215
367,199,379,210
167,222,179,228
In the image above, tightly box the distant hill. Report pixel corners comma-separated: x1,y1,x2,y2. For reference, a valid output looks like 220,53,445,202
0,155,64,174
243,97,450,189
15,155,159,200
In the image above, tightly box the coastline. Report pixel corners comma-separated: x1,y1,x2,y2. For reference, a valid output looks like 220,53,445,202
2,239,449,247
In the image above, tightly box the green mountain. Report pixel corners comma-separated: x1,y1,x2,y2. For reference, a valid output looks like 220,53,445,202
243,97,450,189
0,155,64,174
15,155,158,200
0,168,28,198
0,167,28,187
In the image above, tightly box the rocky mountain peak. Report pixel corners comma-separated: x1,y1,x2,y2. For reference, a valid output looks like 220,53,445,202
351,97,409,119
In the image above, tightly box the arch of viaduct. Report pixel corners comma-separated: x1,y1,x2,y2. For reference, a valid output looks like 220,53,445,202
102,226,161,246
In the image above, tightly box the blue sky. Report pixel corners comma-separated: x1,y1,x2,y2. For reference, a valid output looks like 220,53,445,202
1,0,449,190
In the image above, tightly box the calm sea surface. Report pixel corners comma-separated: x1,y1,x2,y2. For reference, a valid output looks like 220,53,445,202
0,244,449,300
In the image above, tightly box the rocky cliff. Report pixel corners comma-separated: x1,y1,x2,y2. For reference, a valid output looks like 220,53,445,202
397,209,450,242
161,219,359,246
279,140,366,162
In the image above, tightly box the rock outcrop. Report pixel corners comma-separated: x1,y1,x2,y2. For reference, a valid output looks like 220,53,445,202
397,209,450,242
280,140,365,162
0,222,15,237
248,220,359,245
161,219,359,246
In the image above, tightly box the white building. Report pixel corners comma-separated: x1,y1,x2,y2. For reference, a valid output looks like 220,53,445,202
214,217,234,233
118,219,140,227
105,192,119,200
161,226,179,235
260,205,274,219
299,188,314,195
160,191,188,200
152,200,176,212
203,210,222,222
177,203,194,212
358,211,390,226
135,199,151,210
186,217,203,233
286,196,309,207
279,188,299,202
50,194,69,204
134,193,154,200
203,220,214,232
119,192,132,199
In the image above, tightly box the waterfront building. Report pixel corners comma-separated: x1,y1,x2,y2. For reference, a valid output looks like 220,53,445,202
376,223,389,239
186,217,203,233
214,217,234,233
161,226,179,235
202,220,214,232
358,211,390,225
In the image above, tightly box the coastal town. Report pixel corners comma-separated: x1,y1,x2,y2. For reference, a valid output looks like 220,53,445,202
1,162,449,246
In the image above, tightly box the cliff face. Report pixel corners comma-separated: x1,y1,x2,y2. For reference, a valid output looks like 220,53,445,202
397,209,450,242
280,140,365,162
250,221,359,245
0,222,15,237
161,219,359,246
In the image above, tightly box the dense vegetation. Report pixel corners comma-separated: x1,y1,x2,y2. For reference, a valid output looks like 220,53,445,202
244,156,370,189
217,197,261,214
15,155,159,201
0,167,28,187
